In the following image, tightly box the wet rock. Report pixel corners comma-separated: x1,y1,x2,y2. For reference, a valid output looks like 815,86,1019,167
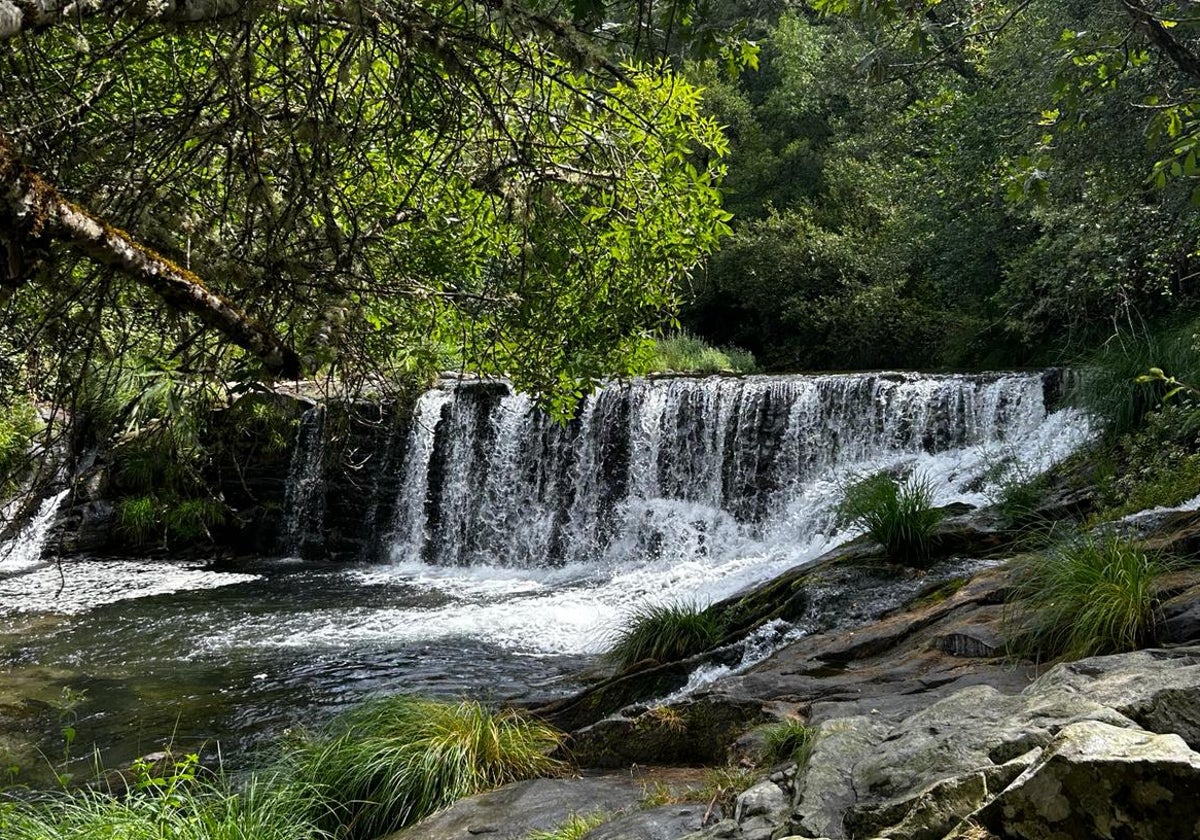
1156,584,1200,645
972,720,1200,840
581,803,710,840
384,776,645,840
568,696,769,768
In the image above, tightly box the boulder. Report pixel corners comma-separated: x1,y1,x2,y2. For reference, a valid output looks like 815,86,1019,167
1026,647,1200,750
568,696,768,768
790,715,890,839
972,720,1200,840
581,803,711,840
384,776,645,840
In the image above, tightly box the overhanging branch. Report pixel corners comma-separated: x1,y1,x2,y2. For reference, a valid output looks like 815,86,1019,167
0,131,301,377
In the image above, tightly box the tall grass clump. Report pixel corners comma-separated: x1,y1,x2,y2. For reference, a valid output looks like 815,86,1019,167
1071,318,1200,436
837,471,944,565
762,719,815,769
648,332,756,374
288,695,564,839
0,763,327,840
605,601,726,670
526,812,608,840
1006,534,1171,661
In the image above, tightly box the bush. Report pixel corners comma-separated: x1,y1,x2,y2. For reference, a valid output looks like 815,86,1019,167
605,601,726,670
648,332,756,374
837,471,943,565
1005,534,1171,661
287,695,564,839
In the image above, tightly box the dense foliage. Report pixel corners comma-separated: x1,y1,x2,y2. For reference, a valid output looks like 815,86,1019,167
681,2,1200,372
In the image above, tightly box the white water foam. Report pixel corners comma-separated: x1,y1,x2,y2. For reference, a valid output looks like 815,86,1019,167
198,375,1093,659
0,490,69,575
0,558,260,616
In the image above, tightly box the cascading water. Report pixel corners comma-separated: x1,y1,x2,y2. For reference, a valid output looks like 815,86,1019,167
280,403,327,558
0,371,1095,782
0,489,69,575
351,371,1092,656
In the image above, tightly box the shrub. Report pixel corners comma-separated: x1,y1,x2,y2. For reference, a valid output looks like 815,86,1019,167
837,471,943,565
605,601,726,670
1005,534,1171,661
762,719,815,766
288,695,564,839
648,332,756,374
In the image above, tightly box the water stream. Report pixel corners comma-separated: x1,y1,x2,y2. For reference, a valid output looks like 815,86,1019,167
0,372,1092,784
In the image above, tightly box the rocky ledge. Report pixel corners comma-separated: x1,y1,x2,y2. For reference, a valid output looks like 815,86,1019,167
390,507,1200,840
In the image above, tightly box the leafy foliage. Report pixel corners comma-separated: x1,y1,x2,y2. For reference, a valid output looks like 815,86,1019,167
1071,318,1200,437
837,471,943,565
0,399,39,491
605,601,726,669
1006,535,1172,661
286,695,564,839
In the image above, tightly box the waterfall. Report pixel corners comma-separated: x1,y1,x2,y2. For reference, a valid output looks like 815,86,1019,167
385,371,1090,573
0,489,69,576
279,404,327,558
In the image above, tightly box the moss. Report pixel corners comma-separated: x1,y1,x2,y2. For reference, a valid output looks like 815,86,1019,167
905,577,968,611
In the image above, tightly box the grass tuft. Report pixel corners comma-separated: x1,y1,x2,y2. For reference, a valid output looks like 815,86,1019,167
837,471,944,565
605,601,726,670
287,695,564,839
762,719,814,767
0,768,328,840
1071,318,1200,437
1005,534,1171,661
525,811,608,840
648,332,756,374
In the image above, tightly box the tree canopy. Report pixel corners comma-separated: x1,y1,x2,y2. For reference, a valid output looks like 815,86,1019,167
0,0,732,424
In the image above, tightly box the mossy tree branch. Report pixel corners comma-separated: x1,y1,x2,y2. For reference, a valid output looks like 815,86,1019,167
0,131,301,378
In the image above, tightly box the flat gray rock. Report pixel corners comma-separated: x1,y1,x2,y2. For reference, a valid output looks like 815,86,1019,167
581,803,710,840
385,776,645,840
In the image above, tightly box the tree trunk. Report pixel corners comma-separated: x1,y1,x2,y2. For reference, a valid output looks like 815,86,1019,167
0,131,301,378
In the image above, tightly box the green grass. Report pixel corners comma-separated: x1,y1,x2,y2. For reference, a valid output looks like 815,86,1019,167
1005,534,1172,661
287,695,565,840
525,811,608,840
0,768,328,840
605,601,726,670
762,719,814,766
647,332,756,375
1071,317,1200,437
837,471,944,565
116,495,160,546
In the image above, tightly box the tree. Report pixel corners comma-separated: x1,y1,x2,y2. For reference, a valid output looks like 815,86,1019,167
0,0,732,435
